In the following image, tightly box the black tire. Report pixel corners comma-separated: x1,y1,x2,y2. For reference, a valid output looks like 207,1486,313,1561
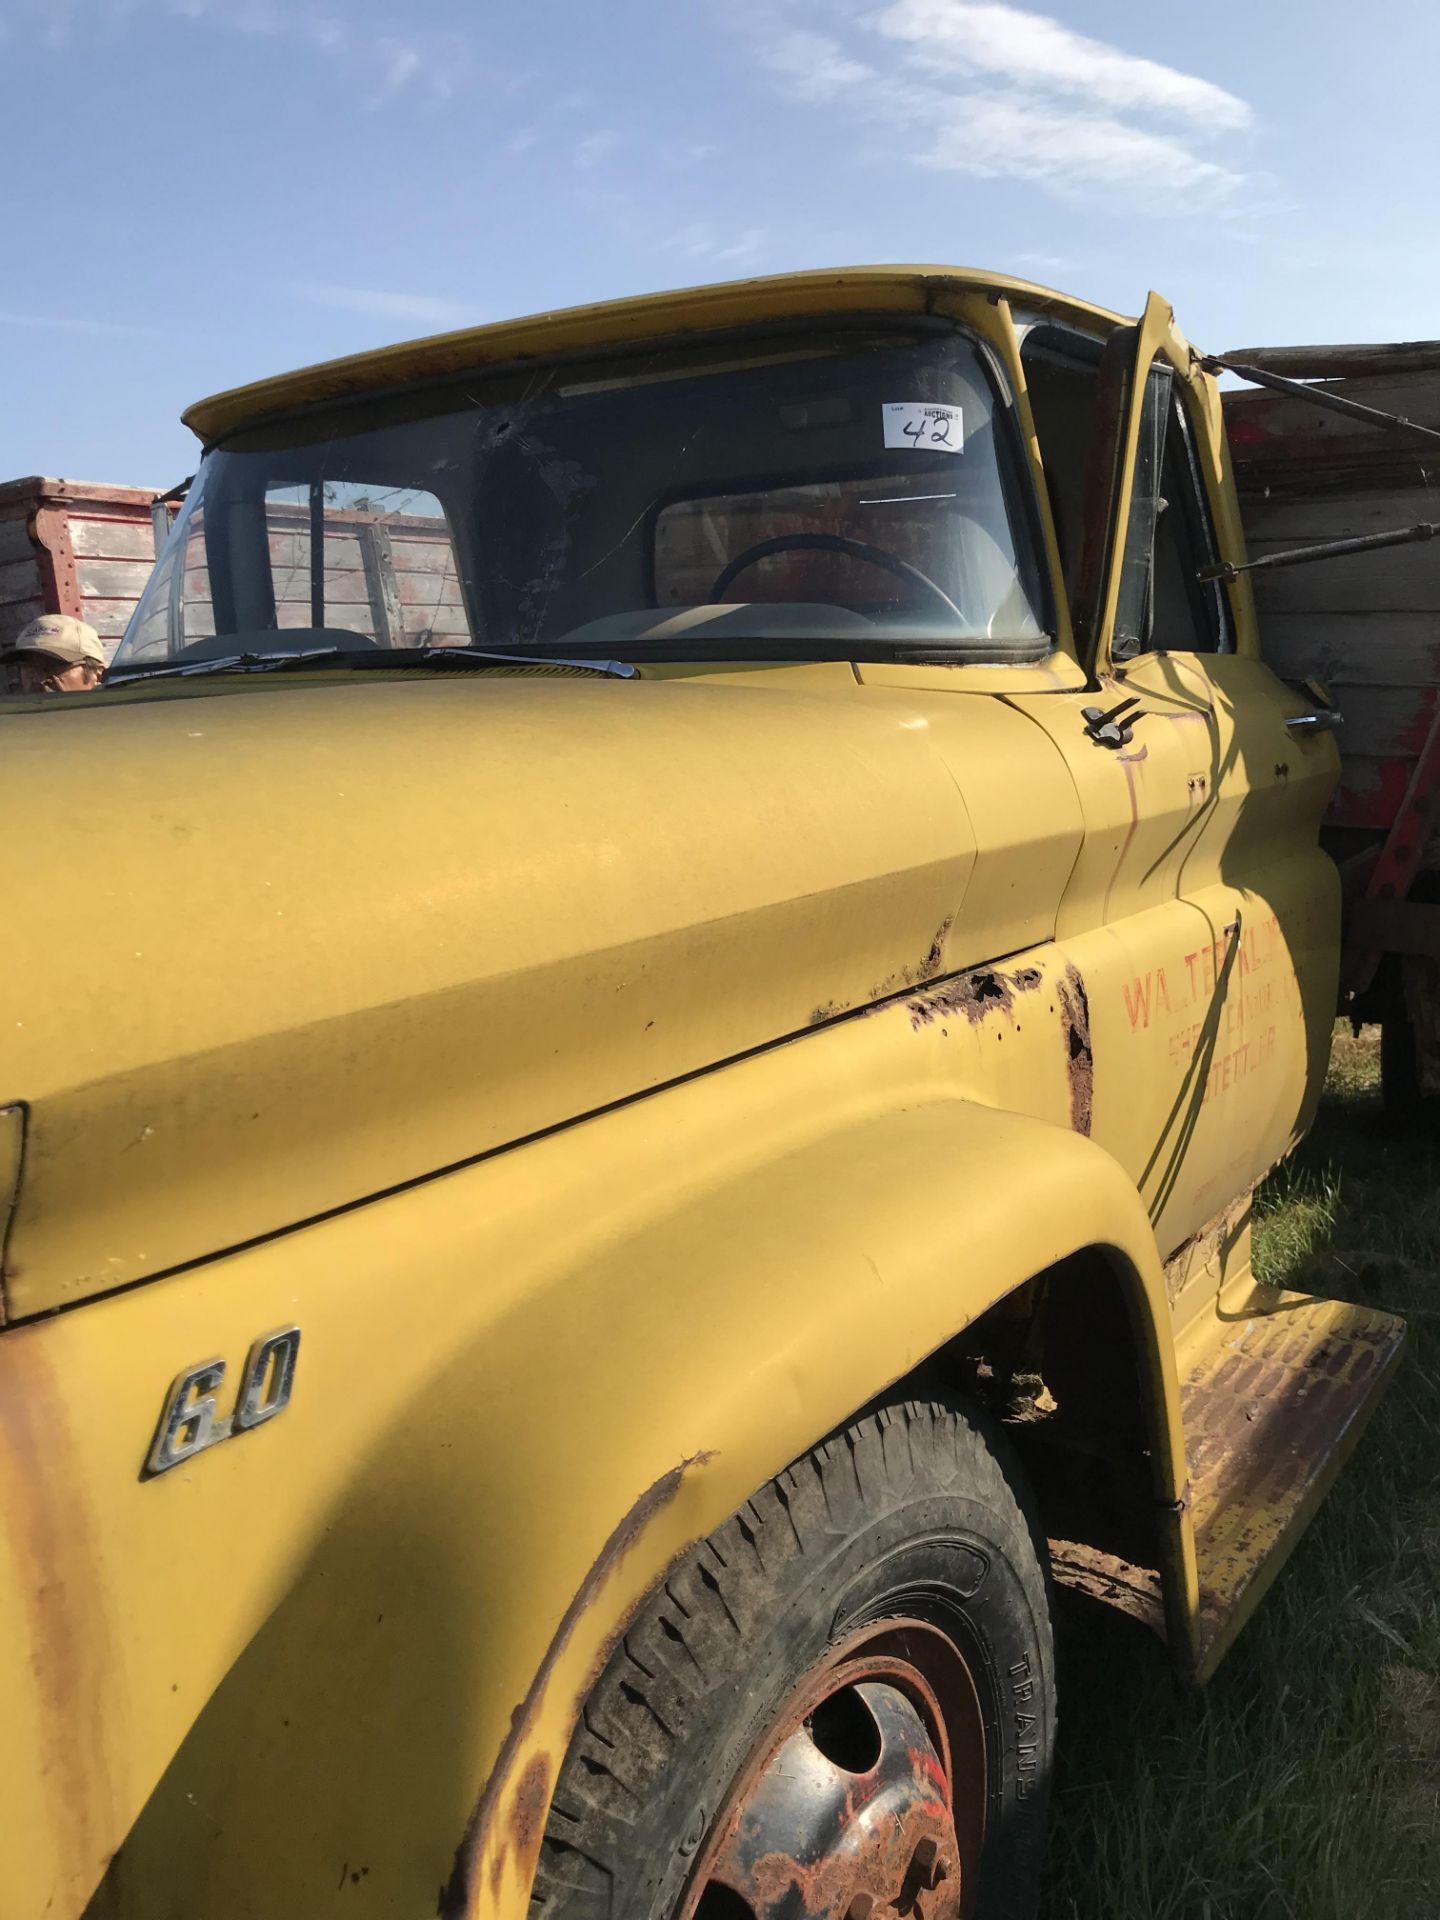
531,1394,1055,1919
1380,999,1440,1130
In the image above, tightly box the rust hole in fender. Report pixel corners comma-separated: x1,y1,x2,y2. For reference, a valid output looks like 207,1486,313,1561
1056,964,1093,1137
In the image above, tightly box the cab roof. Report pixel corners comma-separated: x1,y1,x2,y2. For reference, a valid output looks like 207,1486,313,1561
183,265,1129,446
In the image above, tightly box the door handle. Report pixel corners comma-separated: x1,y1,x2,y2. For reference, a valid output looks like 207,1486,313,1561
1286,709,1343,735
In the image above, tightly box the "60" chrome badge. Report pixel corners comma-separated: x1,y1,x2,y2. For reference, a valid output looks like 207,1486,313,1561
146,1326,301,1477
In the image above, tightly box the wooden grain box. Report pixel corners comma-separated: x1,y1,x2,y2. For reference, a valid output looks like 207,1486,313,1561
0,477,163,662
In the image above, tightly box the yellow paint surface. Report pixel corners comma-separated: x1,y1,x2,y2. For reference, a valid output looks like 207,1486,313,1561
0,268,1397,1919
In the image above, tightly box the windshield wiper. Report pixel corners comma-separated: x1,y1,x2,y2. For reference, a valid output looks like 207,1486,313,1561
107,645,637,686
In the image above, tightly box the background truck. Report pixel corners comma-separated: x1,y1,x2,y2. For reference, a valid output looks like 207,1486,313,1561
1224,344,1440,1117
0,268,1407,1920
0,476,166,655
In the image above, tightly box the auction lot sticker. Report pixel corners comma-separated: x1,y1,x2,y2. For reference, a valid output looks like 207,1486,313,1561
882,402,964,452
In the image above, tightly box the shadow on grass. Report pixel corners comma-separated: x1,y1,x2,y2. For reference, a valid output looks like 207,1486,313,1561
1041,1030,1440,1920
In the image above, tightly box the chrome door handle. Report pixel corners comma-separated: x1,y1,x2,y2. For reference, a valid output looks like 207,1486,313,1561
1286,709,1343,735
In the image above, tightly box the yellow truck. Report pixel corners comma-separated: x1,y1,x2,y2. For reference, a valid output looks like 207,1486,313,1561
0,268,1406,1920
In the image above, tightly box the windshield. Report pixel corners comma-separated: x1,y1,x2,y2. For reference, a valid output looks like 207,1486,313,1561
116,325,1050,671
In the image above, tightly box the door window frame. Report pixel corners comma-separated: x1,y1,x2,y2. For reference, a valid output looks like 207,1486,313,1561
1070,293,1252,679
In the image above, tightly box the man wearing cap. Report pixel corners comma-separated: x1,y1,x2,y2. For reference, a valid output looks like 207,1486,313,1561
2,614,107,694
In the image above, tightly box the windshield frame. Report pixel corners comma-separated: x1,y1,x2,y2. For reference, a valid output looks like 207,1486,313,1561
120,314,1057,672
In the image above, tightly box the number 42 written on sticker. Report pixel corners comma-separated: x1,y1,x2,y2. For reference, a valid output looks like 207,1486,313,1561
883,402,964,453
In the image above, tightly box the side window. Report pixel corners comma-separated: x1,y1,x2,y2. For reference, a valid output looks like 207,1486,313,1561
124,500,213,660
1114,366,1232,660
1022,329,1233,662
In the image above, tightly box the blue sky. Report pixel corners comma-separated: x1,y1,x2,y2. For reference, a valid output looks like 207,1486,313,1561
2,0,1434,483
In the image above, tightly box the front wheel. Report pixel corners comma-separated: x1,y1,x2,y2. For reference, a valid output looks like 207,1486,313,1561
531,1396,1055,1919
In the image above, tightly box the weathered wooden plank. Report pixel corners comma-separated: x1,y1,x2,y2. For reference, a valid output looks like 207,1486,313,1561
1224,342,1440,380
272,574,380,610
388,536,461,576
1224,359,1440,512
267,533,366,570
1248,539,1440,614
274,602,379,637
69,517,156,562
1257,613,1440,690
72,599,139,642
76,557,156,600
656,489,956,607
1334,752,1415,833
0,597,45,645
1227,370,1440,430
1240,489,1440,542
0,478,158,512
265,528,454,570
397,573,465,609
1316,684,1438,760
1231,441,1440,495
0,518,36,569
0,555,41,608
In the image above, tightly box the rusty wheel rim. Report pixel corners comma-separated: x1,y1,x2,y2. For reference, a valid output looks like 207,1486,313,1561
678,1617,987,1920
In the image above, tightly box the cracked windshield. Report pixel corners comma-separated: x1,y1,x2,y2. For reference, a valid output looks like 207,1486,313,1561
115,329,1047,668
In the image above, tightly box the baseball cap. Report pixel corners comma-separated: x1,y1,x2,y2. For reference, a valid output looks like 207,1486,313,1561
5,614,106,669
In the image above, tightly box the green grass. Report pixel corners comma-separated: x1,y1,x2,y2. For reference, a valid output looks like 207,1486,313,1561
1042,1029,1440,1920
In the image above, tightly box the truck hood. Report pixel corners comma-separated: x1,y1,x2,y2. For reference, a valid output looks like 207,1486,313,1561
1,671,1026,1317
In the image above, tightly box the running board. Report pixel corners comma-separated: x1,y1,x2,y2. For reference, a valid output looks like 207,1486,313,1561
1180,1288,1405,1681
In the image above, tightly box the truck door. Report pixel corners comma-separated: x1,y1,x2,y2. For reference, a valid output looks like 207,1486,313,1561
1013,298,1341,1254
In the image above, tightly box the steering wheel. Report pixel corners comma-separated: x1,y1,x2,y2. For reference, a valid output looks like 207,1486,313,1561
709,531,966,625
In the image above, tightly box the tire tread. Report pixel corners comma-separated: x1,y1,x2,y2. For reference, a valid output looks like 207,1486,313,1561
530,1394,1052,1920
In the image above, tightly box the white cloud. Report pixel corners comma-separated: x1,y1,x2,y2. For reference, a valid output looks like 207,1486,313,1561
376,42,424,95
762,27,874,101
293,282,471,327
747,2,1253,209
0,307,163,339
714,228,768,265
874,0,1250,130
574,129,620,170
922,90,1237,195
665,223,768,267
13,1,473,103
366,36,464,104
1011,249,1078,275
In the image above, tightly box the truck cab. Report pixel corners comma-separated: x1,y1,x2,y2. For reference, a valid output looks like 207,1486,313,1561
0,268,1403,1920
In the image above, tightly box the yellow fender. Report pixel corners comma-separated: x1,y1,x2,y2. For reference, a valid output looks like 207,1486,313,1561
449,1097,1194,1915
18,1080,1189,1919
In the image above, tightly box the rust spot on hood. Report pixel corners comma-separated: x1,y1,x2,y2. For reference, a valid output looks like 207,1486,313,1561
905,961,1043,1030
439,1452,712,1918
809,914,958,1028
919,914,955,980
0,1323,116,1900
1057,964,1094,1137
